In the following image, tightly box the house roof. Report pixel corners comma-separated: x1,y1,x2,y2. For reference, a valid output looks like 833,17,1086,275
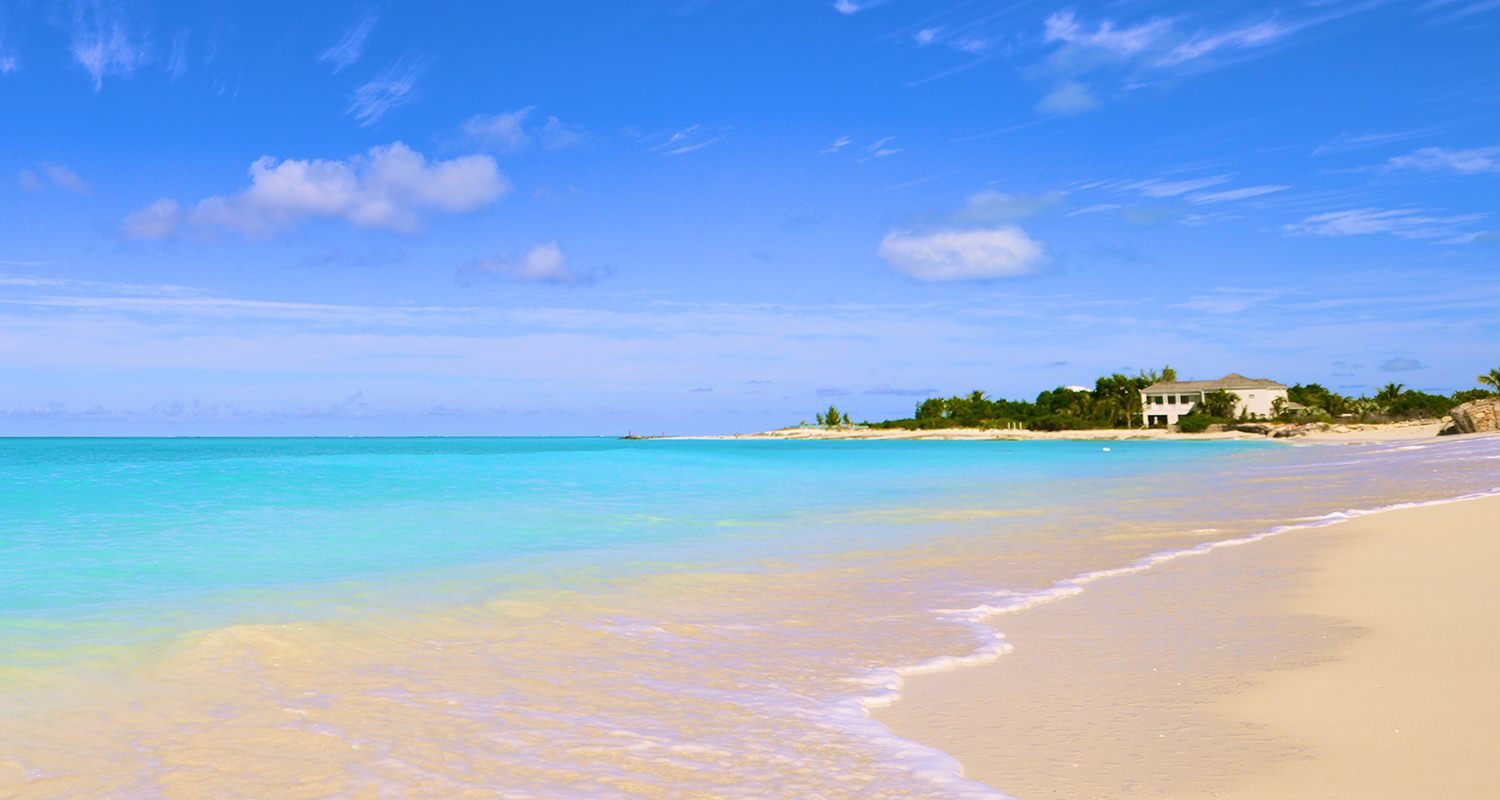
1142,373,1287,393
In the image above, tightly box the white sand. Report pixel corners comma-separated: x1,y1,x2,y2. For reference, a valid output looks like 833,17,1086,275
877,494,1500,798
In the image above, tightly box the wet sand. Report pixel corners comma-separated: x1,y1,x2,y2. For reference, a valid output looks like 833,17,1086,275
877,493,1500,799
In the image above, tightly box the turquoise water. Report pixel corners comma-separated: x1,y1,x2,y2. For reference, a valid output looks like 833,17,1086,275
2,435,1498,798
0,437,1259,650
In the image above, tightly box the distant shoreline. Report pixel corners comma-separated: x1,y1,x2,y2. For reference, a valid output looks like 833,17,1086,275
699,419,1451,444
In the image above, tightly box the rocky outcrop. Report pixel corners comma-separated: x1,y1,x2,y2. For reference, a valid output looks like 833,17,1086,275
1271,422,1331,438
1233,423,1274,435
1447,398,1500,434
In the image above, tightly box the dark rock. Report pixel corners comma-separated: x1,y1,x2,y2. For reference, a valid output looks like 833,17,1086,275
1233,423,1273,435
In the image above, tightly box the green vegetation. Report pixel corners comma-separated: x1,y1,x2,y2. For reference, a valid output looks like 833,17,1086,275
815,405,851,428
866,366,1179,431
1174,413,1227,434
1480,368,1500,393
834,364,1500,433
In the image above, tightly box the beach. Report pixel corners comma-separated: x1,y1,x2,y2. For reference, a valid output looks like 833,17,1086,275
715,419,1448,444
1,435,1497,797
879,486,1500,798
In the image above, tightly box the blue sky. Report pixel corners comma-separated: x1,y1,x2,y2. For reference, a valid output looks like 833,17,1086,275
2,0,1498,434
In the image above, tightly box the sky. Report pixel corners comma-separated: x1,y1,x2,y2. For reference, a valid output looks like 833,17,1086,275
1,0,1498,435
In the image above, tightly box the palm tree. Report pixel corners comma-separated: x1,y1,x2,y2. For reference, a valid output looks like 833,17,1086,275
1375,383,1406,406
1479,368,1500,393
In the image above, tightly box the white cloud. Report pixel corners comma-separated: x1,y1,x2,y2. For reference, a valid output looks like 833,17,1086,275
1284,208,1486,241
123,143,506,239
878,226,1046,281
833,0,860,15
121,199,182,240
348,54,429,126
0,53,16,75
69,1,148,91
1037,81,1098,115
1187,184,1289,204
457,242,598,286
318,11,378,73
1386,146,1500,175
1043,10,1171,55
822,135,852,154
1123,175,1229,198
914,28,938,46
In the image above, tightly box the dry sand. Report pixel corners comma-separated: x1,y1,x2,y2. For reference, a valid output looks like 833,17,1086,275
711,420,1449,444
877,494,1500,799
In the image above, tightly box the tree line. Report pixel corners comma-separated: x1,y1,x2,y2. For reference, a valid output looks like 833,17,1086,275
807,366,1500,431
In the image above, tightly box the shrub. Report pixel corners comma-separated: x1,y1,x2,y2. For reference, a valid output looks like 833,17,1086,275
1175,413,1225,433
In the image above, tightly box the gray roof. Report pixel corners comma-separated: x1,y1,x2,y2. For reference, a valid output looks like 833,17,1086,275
1142,373,1286,393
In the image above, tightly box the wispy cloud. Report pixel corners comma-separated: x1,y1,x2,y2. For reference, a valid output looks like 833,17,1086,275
833,0,860,15
1187,184,1289,204
1122,175,1230,198
1034,9,1302,113
955,190,1065,223
319,11,379,73
822,135,852,154
862,136,901,159
456,242,603,286
1043,10,1171,56
1284,208,1486,242
348,54,430,127
462,107,585,153
1311,129,1433,156
878,226,1046,281
18,163,87,193
68,0,148,91
1386,146,1500,175
1381,357,1425,372
1037,81,1098,115
165,28,190,80
863,385,939,396
1173,288,1281,314
123,142,506,239
1156,21,1291,67
1423,0,1500,23
654,124,727,156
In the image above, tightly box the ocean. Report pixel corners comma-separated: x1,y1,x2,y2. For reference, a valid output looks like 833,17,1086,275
2,435,1497,798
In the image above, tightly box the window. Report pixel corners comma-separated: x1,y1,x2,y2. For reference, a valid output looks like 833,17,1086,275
1179,395,1192,404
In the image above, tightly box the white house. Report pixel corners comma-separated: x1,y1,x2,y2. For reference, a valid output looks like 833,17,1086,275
1140,373,1288,427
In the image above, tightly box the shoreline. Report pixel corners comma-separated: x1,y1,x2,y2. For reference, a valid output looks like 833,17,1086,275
875,487,1500,798
704,420,1454,444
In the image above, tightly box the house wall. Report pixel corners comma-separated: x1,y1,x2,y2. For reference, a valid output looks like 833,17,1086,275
1140,387,1289,426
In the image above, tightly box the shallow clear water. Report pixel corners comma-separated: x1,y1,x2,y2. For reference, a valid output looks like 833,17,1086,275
1,436,1497,798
